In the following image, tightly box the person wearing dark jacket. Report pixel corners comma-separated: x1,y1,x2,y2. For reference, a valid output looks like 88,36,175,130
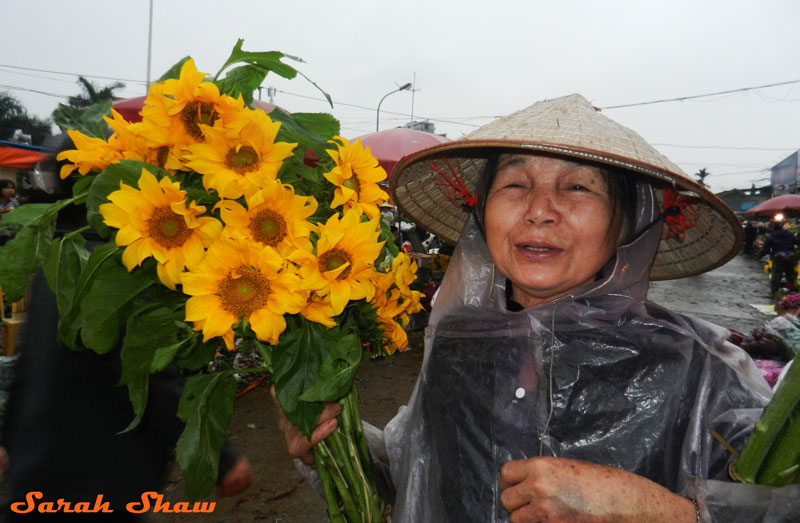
0,271,252,521
758,221,800,295
0,135,252,521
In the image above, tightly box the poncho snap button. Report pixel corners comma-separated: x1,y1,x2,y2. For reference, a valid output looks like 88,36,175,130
514,387,526,399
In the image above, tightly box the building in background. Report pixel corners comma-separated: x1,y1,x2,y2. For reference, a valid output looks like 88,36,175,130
716,184,773,215
770,151,799,195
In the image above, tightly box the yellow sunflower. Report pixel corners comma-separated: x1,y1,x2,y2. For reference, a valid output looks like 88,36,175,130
183,108,297,199
181,239,306,349
57,129,123,179
323,136,389,219
289,209,384,315
139,58,245,150
300,292,338,329
378,317,408,354
103,110,183,169
99,168,222,290
217,177,317,256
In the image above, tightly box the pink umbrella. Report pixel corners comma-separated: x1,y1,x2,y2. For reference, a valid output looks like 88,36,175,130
742,194,800,218
353,127,449,178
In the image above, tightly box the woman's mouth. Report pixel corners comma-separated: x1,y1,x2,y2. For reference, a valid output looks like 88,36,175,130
516,243,562,259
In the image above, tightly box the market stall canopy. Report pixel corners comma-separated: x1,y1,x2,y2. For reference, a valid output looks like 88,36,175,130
0,141,51,169
742,194,800,218
353,127,450,179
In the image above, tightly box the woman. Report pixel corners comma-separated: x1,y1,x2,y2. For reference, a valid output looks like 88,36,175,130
0,179,20,246
280,95,799,521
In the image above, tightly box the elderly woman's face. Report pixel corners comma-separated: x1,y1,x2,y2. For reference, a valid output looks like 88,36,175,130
484,154,619,308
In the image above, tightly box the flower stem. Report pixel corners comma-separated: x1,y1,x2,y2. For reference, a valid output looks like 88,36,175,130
313,444,347,523
732,355,800,483
316,439,361,522
755,404,800,486
314,387,387,522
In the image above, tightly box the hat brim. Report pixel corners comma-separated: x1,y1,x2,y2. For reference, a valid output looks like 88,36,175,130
390,139,743,281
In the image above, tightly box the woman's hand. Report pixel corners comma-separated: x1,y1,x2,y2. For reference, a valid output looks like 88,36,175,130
499,457,696,522
271,385,341,465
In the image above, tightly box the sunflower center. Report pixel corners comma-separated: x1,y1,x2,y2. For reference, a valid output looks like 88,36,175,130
148,207,192,248
181,101,218,141
226,145,260,174
343,176,360,194
319,249,352,280
250,209,288,246
218,266,270,318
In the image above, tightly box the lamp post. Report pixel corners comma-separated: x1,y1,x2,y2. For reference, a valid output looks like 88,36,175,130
376,83,412,132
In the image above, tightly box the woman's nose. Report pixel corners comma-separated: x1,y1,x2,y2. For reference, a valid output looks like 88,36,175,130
523,190,559,225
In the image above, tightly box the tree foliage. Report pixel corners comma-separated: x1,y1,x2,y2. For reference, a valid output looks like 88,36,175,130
67,76,126,109
694,167,710,187
0,91,53,145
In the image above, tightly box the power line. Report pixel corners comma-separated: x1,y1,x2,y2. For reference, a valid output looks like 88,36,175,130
0,84,69,99
276,89,482,128
0,63,145,85
600,78,800,109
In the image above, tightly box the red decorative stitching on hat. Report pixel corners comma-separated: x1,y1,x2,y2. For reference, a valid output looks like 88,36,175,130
430,158,478,210
662,186,699,242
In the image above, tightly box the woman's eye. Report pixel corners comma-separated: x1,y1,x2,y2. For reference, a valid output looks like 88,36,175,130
567,184,589,191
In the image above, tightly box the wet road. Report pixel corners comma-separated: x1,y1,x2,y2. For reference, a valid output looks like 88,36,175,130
648,254,773,334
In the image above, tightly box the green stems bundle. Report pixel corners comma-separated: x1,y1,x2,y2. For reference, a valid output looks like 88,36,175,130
312,388,387,522
732,352,800,486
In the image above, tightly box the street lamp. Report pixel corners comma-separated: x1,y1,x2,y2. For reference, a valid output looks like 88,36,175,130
376,83,412,132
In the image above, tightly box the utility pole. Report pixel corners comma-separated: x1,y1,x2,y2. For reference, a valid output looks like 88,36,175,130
146,0,153,91
410,72,416,125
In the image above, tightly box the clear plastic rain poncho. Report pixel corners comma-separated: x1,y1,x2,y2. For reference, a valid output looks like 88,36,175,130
365,181,800,522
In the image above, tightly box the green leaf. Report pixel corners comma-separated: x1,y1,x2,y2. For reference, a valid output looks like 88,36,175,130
298,333,361,402
176,372,237,500
118,303,195,422
42,233,89,316
119,304,192,385
380,219,400,258
175,338,219,371
0,201,70,229
51,101,112,139
158,56,191,82
272,319,339,437
215,65,269,106
57,244,121,349
78,255,158,353
215,40,300,82
85,160,165,236
291,113,340,142
121,376,149,434
0,229,42,301
253,339,273,374
270,107,332,159
0,204,60,301
72,173,96,204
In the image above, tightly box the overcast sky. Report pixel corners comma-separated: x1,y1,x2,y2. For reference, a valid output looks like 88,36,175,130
2,0,799,193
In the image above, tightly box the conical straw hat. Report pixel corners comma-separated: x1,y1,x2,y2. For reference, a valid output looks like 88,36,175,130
389,94,742,280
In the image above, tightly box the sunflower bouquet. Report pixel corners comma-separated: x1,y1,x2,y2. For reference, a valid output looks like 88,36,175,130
0,41,422,521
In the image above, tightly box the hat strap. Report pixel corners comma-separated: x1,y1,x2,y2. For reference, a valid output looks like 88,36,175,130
431,158,478,210
626,186,699,245
661,186,699,242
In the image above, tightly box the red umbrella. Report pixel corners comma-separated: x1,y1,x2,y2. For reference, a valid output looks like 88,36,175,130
742,194,800,218
353,127,449,178
111,96,148,123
